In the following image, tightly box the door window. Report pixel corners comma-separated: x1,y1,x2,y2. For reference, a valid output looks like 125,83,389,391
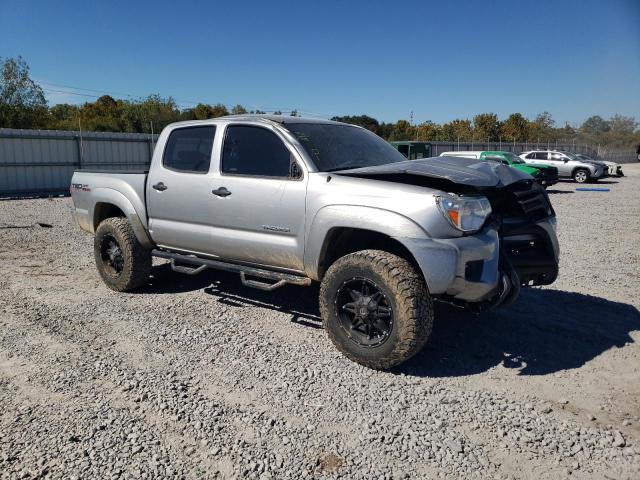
534,152,549,160
550,153,565,161
222,125,296,178
163,126,215,173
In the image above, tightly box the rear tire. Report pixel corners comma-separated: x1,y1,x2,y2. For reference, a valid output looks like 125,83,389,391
573,168,590,183
319,250,433,370
94,217,151,292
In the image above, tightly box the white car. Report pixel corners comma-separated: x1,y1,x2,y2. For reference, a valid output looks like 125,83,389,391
575,154,623,177
519,150,606,183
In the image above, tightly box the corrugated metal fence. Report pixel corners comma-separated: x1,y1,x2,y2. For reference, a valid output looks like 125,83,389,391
0,128,154,197
1,128,638,197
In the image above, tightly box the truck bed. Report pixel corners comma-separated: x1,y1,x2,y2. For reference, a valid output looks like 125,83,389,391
70,170,149,235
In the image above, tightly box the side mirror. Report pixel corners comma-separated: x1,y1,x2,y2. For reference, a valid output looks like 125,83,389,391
563,159,569,162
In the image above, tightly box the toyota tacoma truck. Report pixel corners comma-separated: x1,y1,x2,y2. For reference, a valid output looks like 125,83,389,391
71,115,559,370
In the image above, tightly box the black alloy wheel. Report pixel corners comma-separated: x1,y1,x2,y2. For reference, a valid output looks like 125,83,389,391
335,277,393,348
100,233,125,276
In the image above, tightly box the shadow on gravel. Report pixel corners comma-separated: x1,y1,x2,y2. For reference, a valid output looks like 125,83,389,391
142,264,640,377
545,190,574,195
399,289,640,377
141,263,323,328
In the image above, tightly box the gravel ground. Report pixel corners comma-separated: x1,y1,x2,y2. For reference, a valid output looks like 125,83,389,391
1,165,639,480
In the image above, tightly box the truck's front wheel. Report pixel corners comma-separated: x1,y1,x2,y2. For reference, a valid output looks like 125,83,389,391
94,217,151,292
319,250,433,370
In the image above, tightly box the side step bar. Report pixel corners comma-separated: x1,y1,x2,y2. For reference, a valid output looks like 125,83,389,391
152,249,312,291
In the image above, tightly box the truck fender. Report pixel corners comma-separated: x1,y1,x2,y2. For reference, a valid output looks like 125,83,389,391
304,205,428,280
89,188,154,248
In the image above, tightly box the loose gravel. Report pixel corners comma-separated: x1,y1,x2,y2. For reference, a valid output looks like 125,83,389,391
1,165,639,479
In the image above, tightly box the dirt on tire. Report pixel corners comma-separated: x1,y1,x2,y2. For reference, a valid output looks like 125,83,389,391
94,216,151,292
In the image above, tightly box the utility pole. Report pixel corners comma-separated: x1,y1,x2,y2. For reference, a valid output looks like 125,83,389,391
78,116,84,168
410,111,414,126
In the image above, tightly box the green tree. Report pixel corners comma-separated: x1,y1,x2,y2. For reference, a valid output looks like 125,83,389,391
440,119,472,141
390,120,415,141
603,115,636,146
0,56,48,128
48,103,80,129
579,115,610,139
528,111,556,141
414,121,440,141
120,95,180,133
473,113,500,141
231,104,247,115
289,109,299,117
331,115,380,134
500,113,529,141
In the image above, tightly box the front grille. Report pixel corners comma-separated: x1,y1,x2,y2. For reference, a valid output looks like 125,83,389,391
485,179,554,229
508,181,554,221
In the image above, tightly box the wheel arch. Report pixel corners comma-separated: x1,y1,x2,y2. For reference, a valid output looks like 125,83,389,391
305,205,428,281
316,227,420,281
90,188,154,248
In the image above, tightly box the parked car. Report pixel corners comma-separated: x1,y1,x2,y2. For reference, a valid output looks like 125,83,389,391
575,154,624,177
440,151,558,188
519,150,606,183
389,141,431,160
71,116,559,370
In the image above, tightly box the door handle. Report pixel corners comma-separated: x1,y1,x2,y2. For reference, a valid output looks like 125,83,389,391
212,187,231,197
152,182,168,191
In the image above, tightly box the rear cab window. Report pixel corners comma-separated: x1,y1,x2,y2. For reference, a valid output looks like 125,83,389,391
163,126,216,173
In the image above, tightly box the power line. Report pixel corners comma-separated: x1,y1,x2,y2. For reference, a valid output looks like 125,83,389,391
38,80,333,118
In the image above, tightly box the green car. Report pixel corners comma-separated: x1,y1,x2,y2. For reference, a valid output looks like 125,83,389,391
440,150,559,188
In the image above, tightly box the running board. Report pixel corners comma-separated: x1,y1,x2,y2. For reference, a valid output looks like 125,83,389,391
152,249,312,290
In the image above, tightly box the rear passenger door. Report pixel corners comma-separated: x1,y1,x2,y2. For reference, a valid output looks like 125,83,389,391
549,152,571,175
208,124,308,271
147,125,217,254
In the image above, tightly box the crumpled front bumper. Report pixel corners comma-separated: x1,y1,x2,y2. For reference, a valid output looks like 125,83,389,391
398,228,500,303
397,217,559,303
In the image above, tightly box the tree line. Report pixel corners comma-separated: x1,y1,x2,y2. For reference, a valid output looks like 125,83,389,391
1,56,639,148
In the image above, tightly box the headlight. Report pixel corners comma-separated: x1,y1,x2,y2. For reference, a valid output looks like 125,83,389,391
436,195,492,232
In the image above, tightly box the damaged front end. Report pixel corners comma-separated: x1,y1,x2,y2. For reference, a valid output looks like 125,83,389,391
335,156,560,312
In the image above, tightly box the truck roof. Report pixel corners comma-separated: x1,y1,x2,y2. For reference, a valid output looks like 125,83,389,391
162,115,349,131
226,114,340,125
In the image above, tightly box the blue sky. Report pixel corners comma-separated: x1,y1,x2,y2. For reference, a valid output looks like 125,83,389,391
1,0,639,125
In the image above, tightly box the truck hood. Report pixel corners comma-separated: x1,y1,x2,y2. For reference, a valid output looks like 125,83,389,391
334,156,532,188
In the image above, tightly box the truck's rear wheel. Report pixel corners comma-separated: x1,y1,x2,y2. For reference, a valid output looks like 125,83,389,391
319,250,433,370
94,217,151,292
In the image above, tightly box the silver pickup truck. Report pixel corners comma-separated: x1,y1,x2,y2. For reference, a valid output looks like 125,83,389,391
71,115,560,369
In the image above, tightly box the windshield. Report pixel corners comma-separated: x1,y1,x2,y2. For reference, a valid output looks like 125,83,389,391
284,123,408,171
502,152,525,164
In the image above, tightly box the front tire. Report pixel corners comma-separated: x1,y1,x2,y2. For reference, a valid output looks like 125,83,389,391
319,250,433,370
573,168,590,183
94,217,151,292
